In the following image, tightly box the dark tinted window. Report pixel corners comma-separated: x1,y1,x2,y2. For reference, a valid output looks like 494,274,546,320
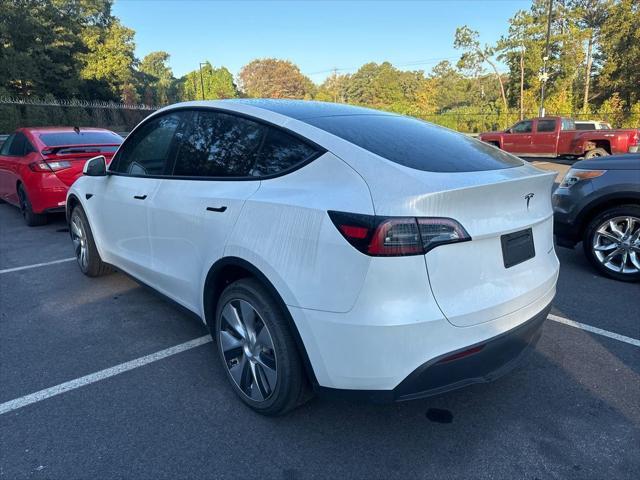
251,128,317,177
113,112,183,176
173,111,266,177
7,133,34,156
537,119,556,132
39,131,122,146
512,121,533,133
305,115,523,172
0,134,14,155
575,123,594,130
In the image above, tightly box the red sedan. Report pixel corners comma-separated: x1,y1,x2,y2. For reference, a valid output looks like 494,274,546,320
0,127,123,225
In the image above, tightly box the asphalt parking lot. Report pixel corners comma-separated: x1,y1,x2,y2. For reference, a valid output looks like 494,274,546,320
1,167,639,479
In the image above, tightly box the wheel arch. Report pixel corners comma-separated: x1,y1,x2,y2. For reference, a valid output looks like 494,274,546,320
66,193,81,223
575,192,640,238
202,256,319,387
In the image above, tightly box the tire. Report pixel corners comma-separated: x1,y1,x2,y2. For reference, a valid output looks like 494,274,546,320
582,205,640,282
584,147,609,159
17,184,47,226
69,205,112,277
214,278,310,415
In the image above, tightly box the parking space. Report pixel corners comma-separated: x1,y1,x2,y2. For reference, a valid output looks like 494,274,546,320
1,184,639,479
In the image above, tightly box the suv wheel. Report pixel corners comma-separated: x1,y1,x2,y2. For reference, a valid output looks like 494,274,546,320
214,278,309,415
70,206,112,277
583,205,640,282
17,184,47,226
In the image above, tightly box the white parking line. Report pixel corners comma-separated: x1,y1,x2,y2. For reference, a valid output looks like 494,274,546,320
0,257,76,274
547,313,640,347
0,335,211,416
1,314,638,416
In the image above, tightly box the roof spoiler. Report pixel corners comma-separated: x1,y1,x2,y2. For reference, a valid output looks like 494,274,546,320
41,144,121,156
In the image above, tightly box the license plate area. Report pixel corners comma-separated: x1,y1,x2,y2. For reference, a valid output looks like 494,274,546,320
501,228,535,268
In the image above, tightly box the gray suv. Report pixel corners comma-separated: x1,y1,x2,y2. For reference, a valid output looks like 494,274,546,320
553,154,640,282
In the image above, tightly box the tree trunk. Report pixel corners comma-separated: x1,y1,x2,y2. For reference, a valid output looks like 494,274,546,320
486,57,509,121
582,32,594,114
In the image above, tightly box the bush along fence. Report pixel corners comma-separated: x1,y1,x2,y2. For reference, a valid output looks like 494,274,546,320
0,97,637,135
0,97,158,134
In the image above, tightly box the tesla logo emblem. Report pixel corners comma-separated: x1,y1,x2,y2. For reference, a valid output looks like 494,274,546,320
525,193,535,210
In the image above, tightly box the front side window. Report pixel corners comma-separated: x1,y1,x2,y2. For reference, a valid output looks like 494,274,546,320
537,120,556,132
173,111,266,177
111,112,184,176
512,121,533,133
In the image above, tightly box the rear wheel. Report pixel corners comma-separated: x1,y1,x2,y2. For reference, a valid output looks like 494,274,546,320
70,205,112,277
584,147,609,159
17,184,47,226
214,278,309,415
583,205,640,282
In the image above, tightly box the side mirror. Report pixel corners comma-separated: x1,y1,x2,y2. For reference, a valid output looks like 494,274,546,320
83,155,107,176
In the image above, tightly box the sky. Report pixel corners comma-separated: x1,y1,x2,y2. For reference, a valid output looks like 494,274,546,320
113,0,531,82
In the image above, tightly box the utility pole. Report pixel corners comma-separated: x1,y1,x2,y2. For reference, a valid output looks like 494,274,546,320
539,0,553,117
520,44,525,121
199,62,207,101
332,67,338,103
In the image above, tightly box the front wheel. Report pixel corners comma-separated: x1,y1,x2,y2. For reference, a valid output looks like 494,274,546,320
583,205,640,282
214,278,310,415
69,206,112,277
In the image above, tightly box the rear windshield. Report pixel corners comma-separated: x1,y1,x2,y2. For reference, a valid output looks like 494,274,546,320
39,131,123,147
303,115,523,172
575,123,594,130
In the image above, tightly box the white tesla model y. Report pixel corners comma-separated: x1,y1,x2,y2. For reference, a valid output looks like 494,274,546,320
67,100,559,415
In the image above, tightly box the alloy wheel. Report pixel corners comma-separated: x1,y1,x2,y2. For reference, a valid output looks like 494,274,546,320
218,299,278,401
70,214,89,270
592,216,640,274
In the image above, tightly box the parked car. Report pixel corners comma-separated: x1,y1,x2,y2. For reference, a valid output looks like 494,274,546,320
575,120,612,131
479,116,639,159
553,154,640,282
67,100,559,415
0,127,123,225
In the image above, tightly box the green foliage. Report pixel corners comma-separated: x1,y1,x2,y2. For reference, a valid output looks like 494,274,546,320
238,59,314,99
178,63,238,101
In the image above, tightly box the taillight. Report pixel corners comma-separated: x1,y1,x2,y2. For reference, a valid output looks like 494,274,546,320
328,211,470,256
631,131,639,146
29,161,72,172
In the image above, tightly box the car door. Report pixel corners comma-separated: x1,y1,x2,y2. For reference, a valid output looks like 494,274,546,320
0,134,16,202
533,118,558,156
146,109,266,311
503,120,533,155
96,111,186,283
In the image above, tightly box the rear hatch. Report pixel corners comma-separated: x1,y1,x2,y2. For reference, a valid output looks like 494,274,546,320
41,146,118,186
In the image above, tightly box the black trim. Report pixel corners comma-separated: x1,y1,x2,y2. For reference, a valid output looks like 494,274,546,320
43,206,66,214
317,302,552,404
85,194,93,200
206,206,227,212
106,106,327,182
133,195,147,200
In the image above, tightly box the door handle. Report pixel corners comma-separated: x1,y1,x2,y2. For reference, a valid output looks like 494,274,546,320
206,206,227,213
133,195,147,200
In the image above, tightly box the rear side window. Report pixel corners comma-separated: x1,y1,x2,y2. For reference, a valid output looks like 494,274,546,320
251,128,317,177
112,112,184,176
305,115,523,173
5,133,34,156
39,131,122,146
173,111,265,177
0,134,14,155
561,119,575,131
537,120,556,132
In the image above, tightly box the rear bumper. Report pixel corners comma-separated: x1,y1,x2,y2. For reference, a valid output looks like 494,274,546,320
22,172,69,213
317,302,551,403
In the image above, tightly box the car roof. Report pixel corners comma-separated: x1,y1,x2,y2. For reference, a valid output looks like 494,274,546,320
166,99,398,121
19,127,114,134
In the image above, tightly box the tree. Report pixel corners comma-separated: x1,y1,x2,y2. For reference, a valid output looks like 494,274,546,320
139,51,176,105
238,59,314,99
178,62,237,101
454,26,509,115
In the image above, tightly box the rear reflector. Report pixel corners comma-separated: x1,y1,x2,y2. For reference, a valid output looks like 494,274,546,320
328,211,470,257
436,345,485,364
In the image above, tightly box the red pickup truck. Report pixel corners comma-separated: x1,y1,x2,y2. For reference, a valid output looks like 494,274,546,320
479,117,639,159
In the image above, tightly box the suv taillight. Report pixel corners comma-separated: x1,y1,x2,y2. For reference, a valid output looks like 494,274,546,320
328,211,471,256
